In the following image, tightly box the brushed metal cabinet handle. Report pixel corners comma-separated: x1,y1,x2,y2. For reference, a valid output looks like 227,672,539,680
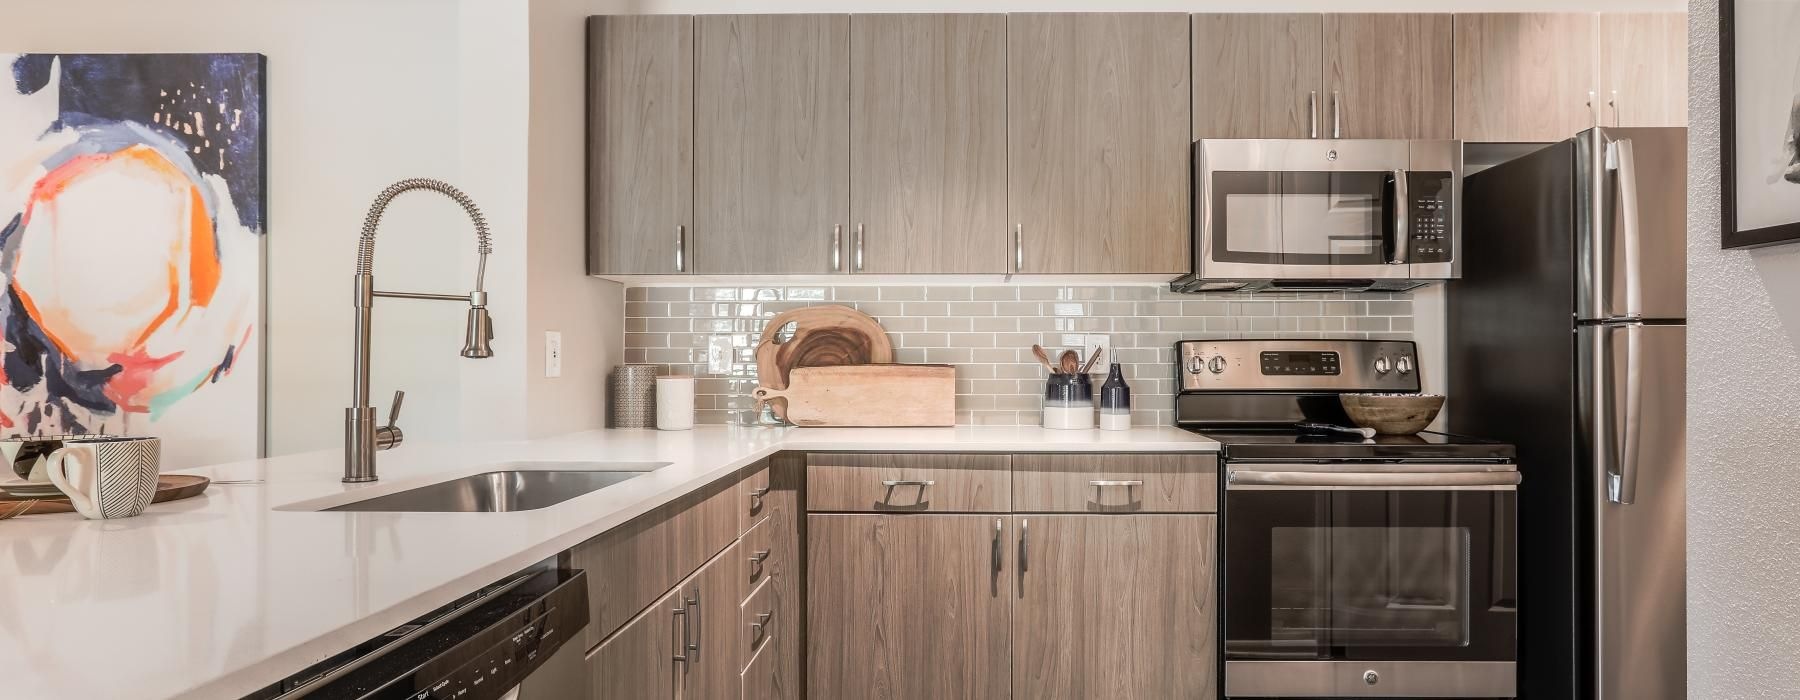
748,485,769,512
1588,90,1600,127
1020,518,1030,572
831,224,842,272
880,479,935,487
1013,224,1023,273
1308,90,1319,139
1331,90,1342,139
751,611,773,637
689,587,701,662
1088,479,1144,488
854,223,865,272
991,517,1002,573
671,593,695,663
675,224,686,272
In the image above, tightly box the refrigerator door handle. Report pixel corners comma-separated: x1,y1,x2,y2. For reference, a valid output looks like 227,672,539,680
1608,322,1644,505
1607,138,1643,320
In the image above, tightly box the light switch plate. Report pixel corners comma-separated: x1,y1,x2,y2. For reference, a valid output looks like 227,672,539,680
544,330,562,378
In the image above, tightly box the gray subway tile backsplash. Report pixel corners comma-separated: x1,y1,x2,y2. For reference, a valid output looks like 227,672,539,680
622,284,1414,427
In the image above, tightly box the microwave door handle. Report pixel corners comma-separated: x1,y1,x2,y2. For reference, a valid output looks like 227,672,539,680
1609,138,1643,319
1389,169,1410,265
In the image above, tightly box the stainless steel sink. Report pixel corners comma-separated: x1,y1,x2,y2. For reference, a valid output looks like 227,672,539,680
323,468,653,513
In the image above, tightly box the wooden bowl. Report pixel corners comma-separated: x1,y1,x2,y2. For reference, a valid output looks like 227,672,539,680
1339,394,1445,436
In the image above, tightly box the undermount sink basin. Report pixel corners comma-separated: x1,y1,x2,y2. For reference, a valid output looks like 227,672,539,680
323,466,658,513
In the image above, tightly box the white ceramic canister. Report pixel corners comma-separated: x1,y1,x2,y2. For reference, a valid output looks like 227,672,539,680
655,375,696,430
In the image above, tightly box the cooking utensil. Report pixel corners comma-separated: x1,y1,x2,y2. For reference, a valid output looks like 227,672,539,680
0,474,210,520
1079,346,1105,374
1058,349,1080,375
1296,421,1377,439
751,364,955,427
1339,394,1446,436
1030,344,1057,373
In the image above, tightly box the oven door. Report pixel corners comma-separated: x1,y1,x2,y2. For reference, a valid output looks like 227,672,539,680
1223,464,1517,698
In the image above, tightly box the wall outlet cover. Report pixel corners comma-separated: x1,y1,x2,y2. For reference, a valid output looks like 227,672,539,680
707,335,734,375
544,330,562,378
1083,334,1110,373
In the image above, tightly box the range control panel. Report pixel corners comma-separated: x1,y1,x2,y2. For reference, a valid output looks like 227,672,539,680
1407,171,1454,263
1179,339,1421,393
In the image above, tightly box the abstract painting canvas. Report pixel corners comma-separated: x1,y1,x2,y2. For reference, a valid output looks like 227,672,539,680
1724,1,1800,248
0,54,264,468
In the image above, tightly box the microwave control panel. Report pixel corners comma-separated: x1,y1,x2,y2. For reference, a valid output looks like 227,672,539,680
1407,171,1453,263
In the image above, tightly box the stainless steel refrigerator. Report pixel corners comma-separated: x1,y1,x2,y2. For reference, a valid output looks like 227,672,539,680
1449,127,1686,700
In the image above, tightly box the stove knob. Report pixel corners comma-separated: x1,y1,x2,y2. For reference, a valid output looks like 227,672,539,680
1207,356,1227,374
1395,356,1414,375
1373,356,1392,375
1364,670,1380,686
1186,355,1205,374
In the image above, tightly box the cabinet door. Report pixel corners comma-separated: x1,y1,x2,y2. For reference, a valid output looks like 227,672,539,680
1191,14,1323,139
587,15,694,275
589,585,681,700
1323,13,1453,139
695,14,849,274
681,540,745,700
808,514,1012,699
1599,13,1688,128
1007,13,1190,274
1012,515,1218,699
1453,13,1598,142
850,13,1008,274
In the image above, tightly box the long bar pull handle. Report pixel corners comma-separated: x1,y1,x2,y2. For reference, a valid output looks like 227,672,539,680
671,593,695,663
689,587,701,663
1012,224,1023,274
1588,90,1600,126
1609,138,1643,319
1609,89,1620,127
1609,323,1644,505
854,223,865,272
880,479,936,487
1020,518,1030,572
836,224,845,271
675,224,686,272
1308,90,1319,139
1389,169,1410,265
991,517,1002,574
1088,479,1144,487
1331,90,1342,138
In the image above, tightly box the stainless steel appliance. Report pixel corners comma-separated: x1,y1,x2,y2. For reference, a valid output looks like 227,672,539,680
1171,139,1462,293
1175,339,1518,698
251,566,588,699
1449,126,1687,700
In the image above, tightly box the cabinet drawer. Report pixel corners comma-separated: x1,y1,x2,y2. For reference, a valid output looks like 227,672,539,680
742,515,779,596
741,634,779,700
740,577,776,666
807,452,1010,512
1011,453,1218,513
740,458,772,534
570,472,741,649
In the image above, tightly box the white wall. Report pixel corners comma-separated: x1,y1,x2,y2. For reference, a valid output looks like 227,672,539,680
1686,0,1800,696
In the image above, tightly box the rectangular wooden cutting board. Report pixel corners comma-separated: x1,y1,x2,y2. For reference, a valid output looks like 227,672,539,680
753,364,955,427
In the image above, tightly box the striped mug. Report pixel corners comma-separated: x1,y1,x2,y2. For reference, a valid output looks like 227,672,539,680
43,437,160,519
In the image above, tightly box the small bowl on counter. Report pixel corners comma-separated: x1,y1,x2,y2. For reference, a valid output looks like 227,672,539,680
1339,393,1446,436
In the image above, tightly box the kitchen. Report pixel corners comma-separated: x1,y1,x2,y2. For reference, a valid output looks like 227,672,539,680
0,0,1784,699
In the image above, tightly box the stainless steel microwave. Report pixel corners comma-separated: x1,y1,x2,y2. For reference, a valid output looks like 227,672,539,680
1171,139,1462,293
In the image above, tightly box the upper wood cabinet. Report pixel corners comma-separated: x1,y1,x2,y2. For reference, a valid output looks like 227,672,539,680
808,513,1014,698
694,14,850,274
1191,14,1323,139
586,16,694,275
1323,14,1454,139
1007,13,1191,274
1599,12,1688,128
1454,13,1599,142
1011,515,1219,699
849,14,1009,274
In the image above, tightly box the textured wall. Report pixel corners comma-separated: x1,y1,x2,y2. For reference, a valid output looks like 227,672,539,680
624,285,1413,425
1688,1,1800,696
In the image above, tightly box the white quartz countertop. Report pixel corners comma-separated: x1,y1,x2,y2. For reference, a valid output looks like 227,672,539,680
1,425,1216,700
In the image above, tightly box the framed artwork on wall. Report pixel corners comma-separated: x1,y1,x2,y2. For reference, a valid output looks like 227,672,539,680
1722,0,1800,248
0,54,266,468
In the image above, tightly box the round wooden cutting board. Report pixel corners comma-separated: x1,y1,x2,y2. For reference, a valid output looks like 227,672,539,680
754,305,894,419
0,474,211,519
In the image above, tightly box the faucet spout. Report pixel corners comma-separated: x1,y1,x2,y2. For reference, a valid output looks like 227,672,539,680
345,178,494,483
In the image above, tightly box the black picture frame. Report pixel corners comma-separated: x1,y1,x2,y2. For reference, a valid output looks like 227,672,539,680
1722,0,1800,248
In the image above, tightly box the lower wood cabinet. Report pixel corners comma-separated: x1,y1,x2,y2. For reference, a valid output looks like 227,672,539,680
807,513,1014,698
1012,515,1219,699
589,539,752,700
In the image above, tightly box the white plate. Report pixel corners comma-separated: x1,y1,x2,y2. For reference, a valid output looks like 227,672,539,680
0,480,63,498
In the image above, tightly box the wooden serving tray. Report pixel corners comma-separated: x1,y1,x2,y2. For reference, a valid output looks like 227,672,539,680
0,474,211,519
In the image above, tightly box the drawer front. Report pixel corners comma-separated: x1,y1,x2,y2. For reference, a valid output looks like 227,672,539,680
806,452,1011,512
741,634,779,700
739,458,772,534
1011,453,1218,513
740,577,776,666
571,471,741,650
742,515,778,596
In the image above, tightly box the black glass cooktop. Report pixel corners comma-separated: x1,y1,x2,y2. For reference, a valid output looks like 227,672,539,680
1187,428,1517,462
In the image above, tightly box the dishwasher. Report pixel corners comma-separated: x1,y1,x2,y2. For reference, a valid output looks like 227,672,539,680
250,566,588,700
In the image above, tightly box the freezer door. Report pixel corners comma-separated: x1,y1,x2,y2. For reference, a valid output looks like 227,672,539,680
1577,322,1686,699
1575,128,1687,321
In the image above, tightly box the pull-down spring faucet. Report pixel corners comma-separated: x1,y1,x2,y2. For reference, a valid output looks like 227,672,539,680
345,179,495,483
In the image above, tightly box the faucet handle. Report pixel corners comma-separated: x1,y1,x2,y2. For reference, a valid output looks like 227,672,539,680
377,390,406,451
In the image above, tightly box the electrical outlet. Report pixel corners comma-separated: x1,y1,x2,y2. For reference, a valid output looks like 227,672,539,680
544,331,562,378
707,335,734,375
1083,334,1110,373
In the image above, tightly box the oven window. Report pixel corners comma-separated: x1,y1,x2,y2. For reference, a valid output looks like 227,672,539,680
1211,171,1392,266
1225,488,1515,662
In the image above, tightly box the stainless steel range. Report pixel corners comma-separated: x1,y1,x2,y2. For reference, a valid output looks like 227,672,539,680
1175,339,1518,699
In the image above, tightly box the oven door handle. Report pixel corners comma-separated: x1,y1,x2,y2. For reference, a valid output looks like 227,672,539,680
1227,470,1519,490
